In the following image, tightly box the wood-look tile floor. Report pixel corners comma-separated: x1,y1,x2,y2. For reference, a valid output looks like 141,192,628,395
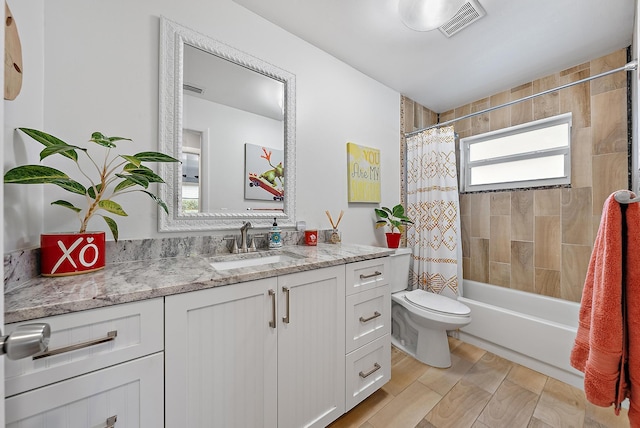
329,337,631,428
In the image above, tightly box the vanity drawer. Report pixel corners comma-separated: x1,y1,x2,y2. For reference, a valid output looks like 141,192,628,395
345,257,389,296
345,334,391,411
345,285,390,353
6,353,164,427
5,298,164,397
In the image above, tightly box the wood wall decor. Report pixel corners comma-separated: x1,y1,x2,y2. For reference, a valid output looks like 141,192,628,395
5,1,22,100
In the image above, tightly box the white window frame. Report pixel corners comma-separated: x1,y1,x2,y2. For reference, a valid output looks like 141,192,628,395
460,112,572,192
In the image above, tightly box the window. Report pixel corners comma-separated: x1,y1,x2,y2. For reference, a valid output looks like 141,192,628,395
460,113,572,192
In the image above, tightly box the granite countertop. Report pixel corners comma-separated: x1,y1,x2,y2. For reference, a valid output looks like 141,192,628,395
5,243,393,324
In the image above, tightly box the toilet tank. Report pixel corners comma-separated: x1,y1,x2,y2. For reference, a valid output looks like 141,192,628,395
389,247,412,293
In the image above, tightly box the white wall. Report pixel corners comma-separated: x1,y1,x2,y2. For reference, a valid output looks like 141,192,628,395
4,0,45,251
184,95,284,212
4,0,400,252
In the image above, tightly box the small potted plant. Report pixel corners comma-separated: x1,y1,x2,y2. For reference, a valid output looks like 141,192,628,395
4,128,179,276
374,204,414,248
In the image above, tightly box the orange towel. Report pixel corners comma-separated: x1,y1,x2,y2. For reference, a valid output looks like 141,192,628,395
571,191,640,426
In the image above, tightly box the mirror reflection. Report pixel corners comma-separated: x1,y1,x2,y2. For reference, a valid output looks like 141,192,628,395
158,17,296,232
182,44,285,214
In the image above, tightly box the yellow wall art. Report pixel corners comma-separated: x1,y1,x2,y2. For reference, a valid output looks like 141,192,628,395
347,142,381,203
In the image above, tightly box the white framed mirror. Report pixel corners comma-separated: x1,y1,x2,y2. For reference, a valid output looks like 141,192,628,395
158,16,296,231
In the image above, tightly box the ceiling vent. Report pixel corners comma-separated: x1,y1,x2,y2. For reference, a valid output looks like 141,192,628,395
183,83,204,95
439,0,486,38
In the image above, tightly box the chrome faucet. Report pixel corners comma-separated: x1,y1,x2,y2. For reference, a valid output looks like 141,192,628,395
239,221,253,252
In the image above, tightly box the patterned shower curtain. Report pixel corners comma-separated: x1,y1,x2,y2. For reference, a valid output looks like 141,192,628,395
405,125,462,299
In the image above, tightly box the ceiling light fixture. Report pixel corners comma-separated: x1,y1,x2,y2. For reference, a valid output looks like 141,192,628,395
398,0,466,31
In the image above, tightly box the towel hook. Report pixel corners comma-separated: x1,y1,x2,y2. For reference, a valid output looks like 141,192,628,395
614,190,640,204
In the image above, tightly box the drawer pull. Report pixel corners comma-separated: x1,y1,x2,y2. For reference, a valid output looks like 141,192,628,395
268,289,276,328
33,330,117,360
359,363,381,379
359,311,381,323
359,271,382,280
106,415,118,427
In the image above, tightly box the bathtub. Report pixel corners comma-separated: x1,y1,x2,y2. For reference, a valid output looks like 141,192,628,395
457,279,584,389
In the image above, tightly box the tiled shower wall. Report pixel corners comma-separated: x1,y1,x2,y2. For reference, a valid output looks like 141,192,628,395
401,48,629,302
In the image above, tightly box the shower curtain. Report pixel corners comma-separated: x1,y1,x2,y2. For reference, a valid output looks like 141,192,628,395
405,125,462,299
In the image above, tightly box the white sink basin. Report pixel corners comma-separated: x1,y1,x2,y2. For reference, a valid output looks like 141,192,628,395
210,252,302,271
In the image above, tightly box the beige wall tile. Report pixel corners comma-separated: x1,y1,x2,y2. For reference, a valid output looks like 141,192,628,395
440,109,455,123
592,88,628,155
534,216,561,270
470,193,490,238
511,241,534,292
490,216,511,263
561,187,592,245
533,73,560,120
489,262,510,287
535,268,561,298
560,71,591,129
455,104,472,134
471,98,490,135
490,91,510,131
459,193,471,216
461,215,470,258
490,192,510,215
535,189,561,216
561,244,592,302
510,83,533,126
470,238,489,282
511,191,534,241
592,152,629,216
571,127,593,188
462,257,471,279
402,97,415,133
590,49,627,96
560,62,590,77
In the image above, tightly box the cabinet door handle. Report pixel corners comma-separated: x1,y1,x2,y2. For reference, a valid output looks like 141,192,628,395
268,289,276,328
33,330,117,360
359,271,382,279
106,415,117,427
282,287,290,324
359,363,381,379
359,311,381,323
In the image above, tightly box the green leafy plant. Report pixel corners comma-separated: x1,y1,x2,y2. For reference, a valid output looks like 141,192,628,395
4,128,179,241
374,204,413,233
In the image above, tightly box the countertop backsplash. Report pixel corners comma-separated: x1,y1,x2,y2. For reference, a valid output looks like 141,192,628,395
4,229,328,293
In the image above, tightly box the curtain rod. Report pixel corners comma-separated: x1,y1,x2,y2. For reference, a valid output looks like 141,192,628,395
405,60,638,138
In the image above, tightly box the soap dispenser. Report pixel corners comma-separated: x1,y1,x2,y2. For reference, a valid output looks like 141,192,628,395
269,218,282,249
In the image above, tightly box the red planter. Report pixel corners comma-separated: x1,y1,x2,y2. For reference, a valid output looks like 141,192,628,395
385,232,402,248
40,232,106,277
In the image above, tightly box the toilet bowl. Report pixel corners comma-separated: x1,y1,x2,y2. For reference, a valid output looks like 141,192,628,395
389,248,471,368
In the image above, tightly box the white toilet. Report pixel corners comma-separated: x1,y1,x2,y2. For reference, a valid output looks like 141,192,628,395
389,247,471,368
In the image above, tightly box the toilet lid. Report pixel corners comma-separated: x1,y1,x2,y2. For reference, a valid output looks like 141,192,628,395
404,289,471,316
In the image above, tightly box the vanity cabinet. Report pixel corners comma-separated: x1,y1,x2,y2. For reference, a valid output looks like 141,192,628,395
165,265,346,428
4,299,164,427
344,258,391,410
